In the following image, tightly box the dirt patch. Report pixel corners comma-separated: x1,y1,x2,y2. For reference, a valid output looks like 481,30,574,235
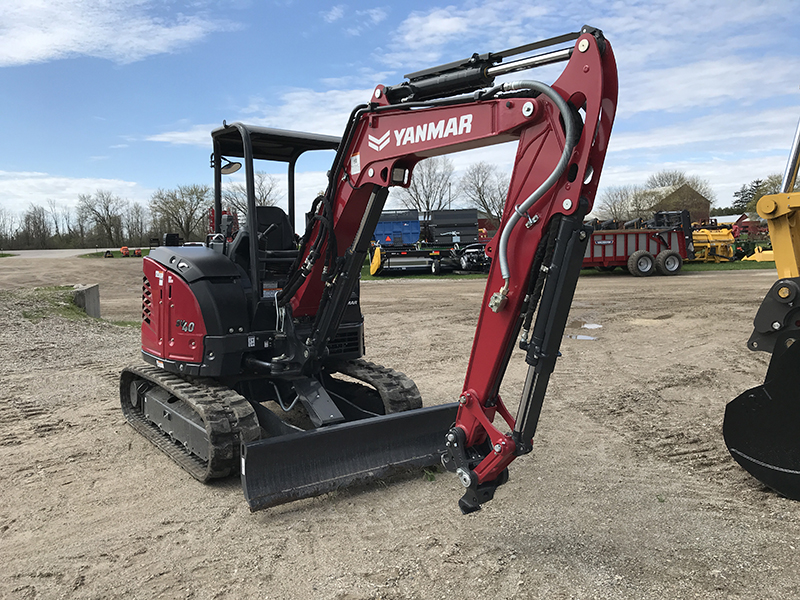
1,256,797,599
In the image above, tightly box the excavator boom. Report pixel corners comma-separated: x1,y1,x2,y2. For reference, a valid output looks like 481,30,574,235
242,25,617,512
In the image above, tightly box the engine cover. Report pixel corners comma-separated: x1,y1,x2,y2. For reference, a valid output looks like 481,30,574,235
142,246,250,374
142,255,208,364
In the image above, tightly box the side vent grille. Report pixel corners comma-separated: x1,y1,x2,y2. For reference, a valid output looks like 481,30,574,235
142,276,152,324
327,330,360,356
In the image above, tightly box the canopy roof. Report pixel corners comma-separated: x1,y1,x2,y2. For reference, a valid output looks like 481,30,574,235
211,122,340,162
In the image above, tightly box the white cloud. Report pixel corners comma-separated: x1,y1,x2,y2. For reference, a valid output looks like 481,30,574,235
380,1,550,70
147,124,219,146
358,8,388,25
320,67,394,88
611,107,799,154
620,57,800,116
0,170,151,211
0,0,233,66
342,7,390,37
321,5,346,23
148,87,373,147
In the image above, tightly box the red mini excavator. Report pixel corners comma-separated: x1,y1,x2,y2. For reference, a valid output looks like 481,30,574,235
120,26,618,513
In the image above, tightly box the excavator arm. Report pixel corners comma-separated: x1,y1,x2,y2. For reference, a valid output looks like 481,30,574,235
253,26,618,512
724,116,800,499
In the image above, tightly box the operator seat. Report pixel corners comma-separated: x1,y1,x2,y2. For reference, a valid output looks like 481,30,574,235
228,206,298,278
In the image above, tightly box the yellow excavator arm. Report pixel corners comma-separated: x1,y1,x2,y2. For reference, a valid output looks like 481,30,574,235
724,116,800,499
756,122,800,278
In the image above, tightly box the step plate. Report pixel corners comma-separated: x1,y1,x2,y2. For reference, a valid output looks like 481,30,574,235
241,403,459,511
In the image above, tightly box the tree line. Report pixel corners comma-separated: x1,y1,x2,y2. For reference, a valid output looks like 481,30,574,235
6,161,781,250
725,173,798,215
594,170,717,222
0,174,279,251
594,169,800,223
0,161,507,250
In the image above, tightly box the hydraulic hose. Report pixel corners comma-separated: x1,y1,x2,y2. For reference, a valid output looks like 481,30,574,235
496,80,577,287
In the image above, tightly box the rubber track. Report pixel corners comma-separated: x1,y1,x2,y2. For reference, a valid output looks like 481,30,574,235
329,359,423,413
120,364,260,482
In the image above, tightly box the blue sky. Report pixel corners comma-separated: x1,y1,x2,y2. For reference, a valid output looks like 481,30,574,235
1,0,799,227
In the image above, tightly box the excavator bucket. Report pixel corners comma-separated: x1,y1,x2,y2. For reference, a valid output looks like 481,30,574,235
724,341,800,500
241,402,459,511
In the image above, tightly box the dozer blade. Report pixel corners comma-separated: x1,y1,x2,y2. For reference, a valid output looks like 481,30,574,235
724,341,800,500
241,403,459,511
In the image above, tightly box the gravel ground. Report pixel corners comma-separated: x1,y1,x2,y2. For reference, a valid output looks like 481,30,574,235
1,255,799,599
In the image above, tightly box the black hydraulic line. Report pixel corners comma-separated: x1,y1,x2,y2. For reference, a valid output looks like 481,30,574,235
308,186,390,361
479,219,559,404
277,203,329,305
521,215,562,339
385,30,585,104
286,195,321,269
492,32,581,61
276,104,369,305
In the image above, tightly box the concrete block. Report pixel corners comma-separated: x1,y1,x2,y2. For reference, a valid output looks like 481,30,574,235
72,284,101,318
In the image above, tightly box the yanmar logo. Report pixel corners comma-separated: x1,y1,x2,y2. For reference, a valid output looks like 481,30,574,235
368,114,473,152
368,131,390,151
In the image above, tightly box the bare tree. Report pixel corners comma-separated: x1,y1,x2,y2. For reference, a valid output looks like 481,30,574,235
0,206,16,249
222,172,281,216
595,185,636,221
46,199,61,238
645,169,716,204
125,203,150,246
150,184,211,241
78,190,129,246
396,156,456,214
595,185,659,221
629,187,662,219
60,205,77,246
458,162,509,227
20,204,51,248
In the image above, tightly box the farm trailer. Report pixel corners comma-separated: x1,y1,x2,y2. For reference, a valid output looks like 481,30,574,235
583,211,694,276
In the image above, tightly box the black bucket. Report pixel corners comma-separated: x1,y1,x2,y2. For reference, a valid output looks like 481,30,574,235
724,341,800,500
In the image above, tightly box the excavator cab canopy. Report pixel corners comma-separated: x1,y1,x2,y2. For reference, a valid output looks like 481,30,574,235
210,123,341,234
210,123,341,306
211,124,341,163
